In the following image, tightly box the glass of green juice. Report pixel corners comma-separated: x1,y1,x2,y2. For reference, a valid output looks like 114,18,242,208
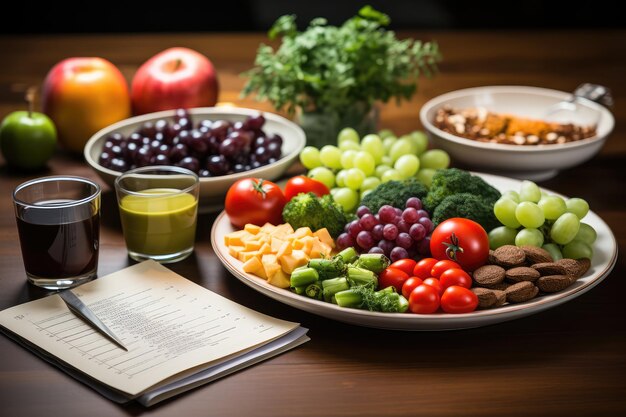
114,166,199,263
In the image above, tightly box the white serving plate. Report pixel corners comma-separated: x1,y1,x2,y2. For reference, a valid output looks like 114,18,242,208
211,173,617,330
419,86,614,181
84,107,306,211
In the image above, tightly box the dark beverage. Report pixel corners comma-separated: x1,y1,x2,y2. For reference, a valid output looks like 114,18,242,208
16,199,100,279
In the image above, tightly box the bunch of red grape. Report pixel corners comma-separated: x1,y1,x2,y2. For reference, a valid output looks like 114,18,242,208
336,197,433,262
98,109,282,177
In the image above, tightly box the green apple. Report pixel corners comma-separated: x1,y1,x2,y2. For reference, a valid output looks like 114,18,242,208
0,111,57,170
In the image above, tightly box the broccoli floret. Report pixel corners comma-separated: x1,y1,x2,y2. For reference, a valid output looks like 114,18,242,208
431,193,500,232
361,178,429,213
282,192,347,238
424,168,501,213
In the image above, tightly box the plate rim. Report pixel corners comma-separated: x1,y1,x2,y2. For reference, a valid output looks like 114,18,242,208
211,172,618,329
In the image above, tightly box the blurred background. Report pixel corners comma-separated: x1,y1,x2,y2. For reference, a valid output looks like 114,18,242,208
2,0,623,33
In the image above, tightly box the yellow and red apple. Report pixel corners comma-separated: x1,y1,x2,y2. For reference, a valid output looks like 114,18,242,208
42,57,131,153
131,47,219,115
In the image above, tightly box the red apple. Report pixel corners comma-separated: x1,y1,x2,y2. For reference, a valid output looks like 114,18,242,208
131,47,219,115
42,57,131,153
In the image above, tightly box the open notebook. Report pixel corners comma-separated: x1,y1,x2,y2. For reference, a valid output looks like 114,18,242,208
0,260,309,406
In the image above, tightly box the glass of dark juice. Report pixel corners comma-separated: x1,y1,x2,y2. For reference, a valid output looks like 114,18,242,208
13,176,101,290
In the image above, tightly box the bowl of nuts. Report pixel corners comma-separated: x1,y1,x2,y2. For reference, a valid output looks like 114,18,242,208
420,86,614,181
84,107,306,210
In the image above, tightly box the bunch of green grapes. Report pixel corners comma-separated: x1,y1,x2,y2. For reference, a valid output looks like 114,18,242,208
489,180,596,260
299,128,450,212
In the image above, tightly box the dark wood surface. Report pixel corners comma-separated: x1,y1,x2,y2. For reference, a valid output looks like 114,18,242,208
0,31,625,417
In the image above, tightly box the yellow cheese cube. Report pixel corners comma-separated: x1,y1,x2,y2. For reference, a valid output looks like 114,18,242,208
270,236,285,252
242,256,266,279
313,228,335,248
238,251,261,263
279,250,309,274
293,227,313,239
267,269,291,289
244,240,262,251
244,223,262,235
228,245,245,258
276,241,293,259
224,230,250,246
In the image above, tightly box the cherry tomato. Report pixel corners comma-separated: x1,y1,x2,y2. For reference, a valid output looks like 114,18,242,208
379,267,410,293
422,277,443,295
225,178,287,228
412,258,438,279
390,259,417,276
439,268,472,290
402,277,423,299
440,285,478,314
431,260,461,279
430,218,489,271
284,175,330,201
408,284,440,314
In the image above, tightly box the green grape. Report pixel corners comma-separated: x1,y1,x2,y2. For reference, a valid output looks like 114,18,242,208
339,141,361,152
361,176,382,191
542,243,563,261
419,149,450,170
489,226,518,250
502,190,520,203
319,145,343,169
494,197,522,228
415,168,436,188
333,187,359,212
375,164,392,178
299,146,322,169
329,187,340,197
308,167,335,189
515,202,545,229
381,169,402,183
538,195,567,220
519,180,542,202
575,222,597,244
515,228,544,247
340,150,357,169
361,134,384,164
394,154,420,178
335,169,348,187
344,168,366,190
378,129,395,140
361,189,373,199
353,151,376,176
409,131,429,155
381,155,393,166
566,198,589,219
399,134,419,154
389,138,412,163
562,240,593,260
337,127,359,145
382,137,397,153
550,212,580,245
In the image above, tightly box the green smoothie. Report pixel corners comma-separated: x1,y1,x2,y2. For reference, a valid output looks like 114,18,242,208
119,188,198,256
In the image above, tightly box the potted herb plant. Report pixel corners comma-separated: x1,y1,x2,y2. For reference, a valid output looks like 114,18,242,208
242,6,442,147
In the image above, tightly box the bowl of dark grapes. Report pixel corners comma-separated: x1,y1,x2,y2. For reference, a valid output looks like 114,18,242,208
84,107,306,210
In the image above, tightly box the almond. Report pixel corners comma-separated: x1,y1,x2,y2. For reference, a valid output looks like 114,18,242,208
521,246,553,264
531,262,567,276
505,281,538,303
471,287,497,309
536,275,573,293
493,245,526,268
505,267,540,283
556,258,587,279
473,265,506,287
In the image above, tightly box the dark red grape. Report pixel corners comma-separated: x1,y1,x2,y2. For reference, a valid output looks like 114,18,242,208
397,220,410,233
347,220,362,237
198,119,213,130
178,130,192,146
359,213,378,231
150,154,170,165
174,108,189,120
368,247,385,255
267,142,281,157
418,217,434,233
134,147,152,166
416,209,429,219
372,224,384,241
140,137,152,147
155,119,169,133
253,136,267,148
98,151,113,168
128,132,142,145
106,132,124,145
157,144,170,155
233,163,247,173
417,237,431,256
402,208,419,223
356,206,371,218
103,140,115,151
110,145,124,156
406,197,422,210
211,120,230,141
267,157,277,164
394,208,403,217
336,233,355,251
178,156,200,172
164,123,183,141
207,155,230,176
244,114,265,130
409,223,427,241
254,147,270,163
229,131,253,150
250,161,262,169
382,224,398,240
198,169,211,177
168,143,189,163
177,117,192,130
267,134,283,147
390,247,409,262
378,205,396,223
396,232,413,249
219,137,242,159
124,142,139,160
138,121,156,137
356,231,374,250
111,158,127,172
378,239,395,256
188,134,208,156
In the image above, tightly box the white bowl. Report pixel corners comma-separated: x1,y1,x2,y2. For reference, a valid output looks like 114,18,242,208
84,107,306,210
420,86,614,181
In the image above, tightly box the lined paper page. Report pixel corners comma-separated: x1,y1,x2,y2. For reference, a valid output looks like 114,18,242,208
0,261,298,396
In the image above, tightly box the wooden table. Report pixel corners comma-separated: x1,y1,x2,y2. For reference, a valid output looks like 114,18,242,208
0,31,625,417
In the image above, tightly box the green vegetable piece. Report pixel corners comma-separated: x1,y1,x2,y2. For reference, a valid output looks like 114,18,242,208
293,286,307,295
346,267,377,288
424,168,501,213
282,192,347,238
361,178,429,213
308,257,346,280
336,247,359,264
305,281,323,300
322,277,350,302
354,253,390,274
290,267,320,288
397,295,409,313
432,193,501,232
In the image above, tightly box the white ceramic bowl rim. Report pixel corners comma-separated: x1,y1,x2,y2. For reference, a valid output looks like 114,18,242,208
419,85,615,153
84,107,305,182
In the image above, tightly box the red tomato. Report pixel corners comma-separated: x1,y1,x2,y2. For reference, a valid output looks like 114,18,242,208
390,259,417,276
408,284,440,314
284,175,330,200
402,277,423,299
431,260,461,279
440,286,478,314
413,258,438,279
430,218,489,272
225,178,287,228
379,267,410,292
439,268,472,290
422,277,443,295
